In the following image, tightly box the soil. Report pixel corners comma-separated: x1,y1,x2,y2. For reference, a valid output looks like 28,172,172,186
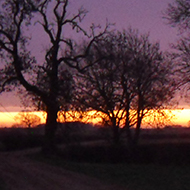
0,148,127,190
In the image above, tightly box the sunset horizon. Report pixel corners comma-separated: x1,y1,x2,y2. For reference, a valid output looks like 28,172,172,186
0,108,189,128
0,1,190,189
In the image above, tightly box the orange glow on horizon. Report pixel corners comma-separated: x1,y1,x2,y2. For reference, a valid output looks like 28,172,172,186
0,111,46,127
169,109,190,126
0,109,189,128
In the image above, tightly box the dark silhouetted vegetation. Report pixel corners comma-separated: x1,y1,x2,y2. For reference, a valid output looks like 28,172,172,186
164,0,190,96
0,0,187,165
43,160,190,190
31,138,190,190
14,111,41,129
76,28,176,148
0,122,104,151
0,0,110,153
0,1,190,189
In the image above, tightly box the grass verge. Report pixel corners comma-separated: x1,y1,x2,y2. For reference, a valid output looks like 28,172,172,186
31,152,190,190
0,178,7,190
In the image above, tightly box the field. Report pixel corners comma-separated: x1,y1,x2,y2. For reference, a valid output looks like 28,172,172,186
34,156,190,190
1,125,190,189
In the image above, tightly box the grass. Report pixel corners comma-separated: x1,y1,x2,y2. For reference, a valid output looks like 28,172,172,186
32,152,190,190
2,126,190,189
0,178,7,190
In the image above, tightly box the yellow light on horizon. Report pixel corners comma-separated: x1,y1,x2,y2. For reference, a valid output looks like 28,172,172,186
0,109,189,128
170,109,190,126
0,111,46,127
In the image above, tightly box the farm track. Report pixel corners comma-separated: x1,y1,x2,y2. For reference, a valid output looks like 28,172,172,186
0,147,127,190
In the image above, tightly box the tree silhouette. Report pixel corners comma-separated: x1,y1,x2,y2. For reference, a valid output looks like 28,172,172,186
76,33,125,144
0,0,109,153
164,0,190,31
121,29,175,146
14,112,41,129
76,29,175,146
164,0,190,101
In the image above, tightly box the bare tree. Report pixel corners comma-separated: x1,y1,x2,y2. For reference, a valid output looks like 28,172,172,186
164,0,190,100
14,111,41,128
75,34,125,144
164,0,190,31
0,0,109,153
121,29,175,147
76,29,175,147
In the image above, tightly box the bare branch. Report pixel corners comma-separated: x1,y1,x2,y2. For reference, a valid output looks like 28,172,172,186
164,0,190,30
0,40,13,53
38,12,55,43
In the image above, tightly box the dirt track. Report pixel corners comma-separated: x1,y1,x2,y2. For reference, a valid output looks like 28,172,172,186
0,148,127,190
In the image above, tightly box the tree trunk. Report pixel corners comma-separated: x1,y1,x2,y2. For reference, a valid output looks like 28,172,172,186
125,122,136,160
113,125,120,145
125,107,143,160
126,125,133,147
133,95,143,147
125,107,132,146
133,118,142,146
42,106,58,154
111,117,120,145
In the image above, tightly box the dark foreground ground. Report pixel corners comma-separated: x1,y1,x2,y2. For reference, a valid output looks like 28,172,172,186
2,125,190,164
1,125,190,189
0,148,127,190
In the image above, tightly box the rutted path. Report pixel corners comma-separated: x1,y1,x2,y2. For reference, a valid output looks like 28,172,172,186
0,148,128,190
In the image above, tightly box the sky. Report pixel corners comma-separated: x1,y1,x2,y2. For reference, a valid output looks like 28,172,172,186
0,0,183,113
70,0,179,50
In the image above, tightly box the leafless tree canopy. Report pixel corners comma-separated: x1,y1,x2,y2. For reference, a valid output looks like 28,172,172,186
164,0,190,31
75,29,175,145
14,112,41,128
164,0,190,94
0,0,178,152
0,0,110,153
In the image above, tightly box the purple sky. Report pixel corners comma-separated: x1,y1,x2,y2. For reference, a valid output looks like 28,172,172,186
0,0,182,112
70,0,178,50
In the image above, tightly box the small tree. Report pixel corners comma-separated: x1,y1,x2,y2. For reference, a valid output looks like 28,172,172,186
14,112,41,129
